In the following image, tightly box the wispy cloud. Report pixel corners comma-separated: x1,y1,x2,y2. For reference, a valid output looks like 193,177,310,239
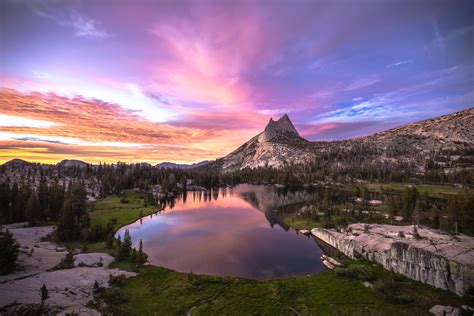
70,12,109,39
257,108,292,116
345,78,379,91
31,3,109,39
386,60,412,68
0,114,59,128
431,24,474,52
311,66,474,125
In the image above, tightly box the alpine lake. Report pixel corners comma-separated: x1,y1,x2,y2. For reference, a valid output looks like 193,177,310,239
117,184,328,279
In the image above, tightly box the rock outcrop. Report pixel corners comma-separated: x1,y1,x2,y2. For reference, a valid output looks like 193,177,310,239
0,224,136,315
262,114,302,142
219,114,312,172
429,305,462,316
311,223,474,296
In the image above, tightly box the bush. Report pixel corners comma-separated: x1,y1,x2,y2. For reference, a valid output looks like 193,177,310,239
374,277,413,303
0,229,20,275
109,274,127,287
100,287,128,305
335,264,376,281
59,248,75,269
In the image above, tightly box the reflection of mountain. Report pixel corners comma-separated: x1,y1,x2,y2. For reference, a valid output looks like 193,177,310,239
238,186,319,230
238,187,317,212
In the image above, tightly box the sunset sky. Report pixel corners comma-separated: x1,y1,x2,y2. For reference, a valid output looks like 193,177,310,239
1,0,473,164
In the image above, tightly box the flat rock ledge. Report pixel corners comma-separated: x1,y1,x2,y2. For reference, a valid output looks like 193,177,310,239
311,223,474,296
0,224,136,315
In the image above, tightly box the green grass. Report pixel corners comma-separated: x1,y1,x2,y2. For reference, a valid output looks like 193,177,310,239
89,190,161,231
284,216,323,230
60,191,161,253
97,262,470,316
365,182,469,198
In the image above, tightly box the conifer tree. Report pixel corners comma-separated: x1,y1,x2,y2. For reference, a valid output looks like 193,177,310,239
37,179,49,219
26,192,41,226
0,229,19,275
40,283,49,311
136,239,146,267
118,230,132,260
0,182,11,224
57,198,76,241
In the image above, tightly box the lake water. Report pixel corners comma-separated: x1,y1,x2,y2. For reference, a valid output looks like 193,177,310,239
117,184,326,279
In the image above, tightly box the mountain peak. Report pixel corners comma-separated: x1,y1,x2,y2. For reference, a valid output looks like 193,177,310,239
57,159,87,168
263,113,301,142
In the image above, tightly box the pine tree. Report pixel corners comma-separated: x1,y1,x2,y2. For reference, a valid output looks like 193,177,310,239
48,183,64,220
12,185,29,222
106,233,114,249
57,183,88,241
388,196,399,218
57,198,77,241
447,197,459,235
37,179,49,220
0,182,11,224
0,229,19,275
402,186,419,220
26,192,41,226
61,247,75,268
136,239,146,267
432,207,441,229
118,229,132,261
40,283,49,311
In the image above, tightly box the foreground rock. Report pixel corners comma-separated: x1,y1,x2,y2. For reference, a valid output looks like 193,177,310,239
0,224,136,315
429,305,461,316
0,223,67,283
311,223,474,295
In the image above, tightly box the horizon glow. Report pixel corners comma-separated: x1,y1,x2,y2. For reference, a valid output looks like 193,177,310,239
1,0,473,164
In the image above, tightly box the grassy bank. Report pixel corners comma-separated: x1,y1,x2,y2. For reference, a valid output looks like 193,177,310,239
284,216,322,230
95,262,469,315
62,190,161,253
90,190,161,231
364,182,469,198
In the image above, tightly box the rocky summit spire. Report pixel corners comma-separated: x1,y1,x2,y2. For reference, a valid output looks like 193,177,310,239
263,113,301,142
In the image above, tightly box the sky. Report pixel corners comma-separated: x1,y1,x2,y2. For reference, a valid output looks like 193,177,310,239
1,0,473,164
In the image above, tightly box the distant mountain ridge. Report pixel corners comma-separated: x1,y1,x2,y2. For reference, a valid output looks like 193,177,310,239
368,108,474,144
156,160,210,169
57,159,88,168
210,108,474,174
0,159,209,170
2,159,35,168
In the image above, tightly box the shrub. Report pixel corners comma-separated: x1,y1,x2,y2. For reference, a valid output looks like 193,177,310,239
109,274,127,287
59,248,75,269
374,277,413,303
100,287,128,305
335,264,376,281
0,229,20,275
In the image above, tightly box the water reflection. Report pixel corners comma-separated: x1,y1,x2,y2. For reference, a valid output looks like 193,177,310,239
117,184,327,279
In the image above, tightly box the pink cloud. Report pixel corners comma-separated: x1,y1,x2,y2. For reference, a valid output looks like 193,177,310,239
298,123,339,137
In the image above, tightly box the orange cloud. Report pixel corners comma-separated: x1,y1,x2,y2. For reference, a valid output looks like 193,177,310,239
0,88,260,164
